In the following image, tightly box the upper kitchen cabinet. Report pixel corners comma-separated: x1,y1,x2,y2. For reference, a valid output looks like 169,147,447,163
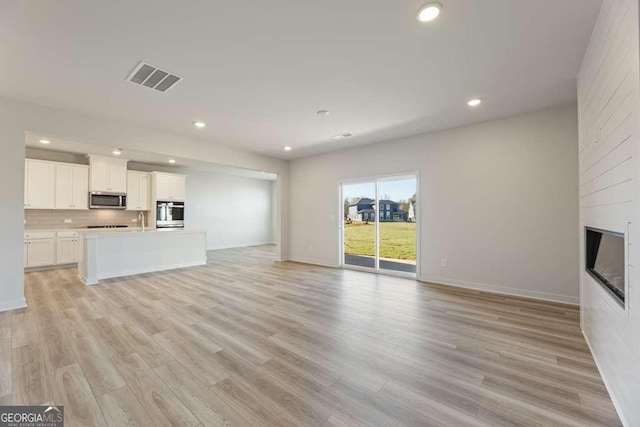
127,171,151,210
55,163,89,210
24,159,55,209
152,172,186,201
88,154,128,193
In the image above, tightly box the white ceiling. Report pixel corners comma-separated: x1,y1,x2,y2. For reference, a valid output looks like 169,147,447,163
25,133,278,181
2,0,601,159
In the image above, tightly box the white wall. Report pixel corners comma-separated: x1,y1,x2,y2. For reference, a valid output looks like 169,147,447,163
578,0,640,424
128,162,276,249
289,105,579,304
0,112,26,311
185,172,274,250
0,96,288,312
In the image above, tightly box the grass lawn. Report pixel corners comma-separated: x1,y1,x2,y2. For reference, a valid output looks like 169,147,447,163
344,222,416,261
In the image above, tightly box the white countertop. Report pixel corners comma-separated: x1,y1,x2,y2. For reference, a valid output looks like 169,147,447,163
79,228,206,238
25,227,206,237
25,227,144,233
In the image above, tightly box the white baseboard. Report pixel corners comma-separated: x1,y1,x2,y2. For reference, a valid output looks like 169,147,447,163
0,297,27,312
281,258,579,305
81,272,97,286
92,260,207,285
207,241,276,251
287,256,339,268
417,275,579,305
24,263,77,273
582,331,628,426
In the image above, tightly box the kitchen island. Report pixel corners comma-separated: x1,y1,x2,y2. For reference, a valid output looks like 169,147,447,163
78,228,207,285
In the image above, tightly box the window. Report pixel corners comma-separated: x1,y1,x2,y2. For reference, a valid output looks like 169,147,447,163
386,211,390,219
379,211,383,219
386,204,391,210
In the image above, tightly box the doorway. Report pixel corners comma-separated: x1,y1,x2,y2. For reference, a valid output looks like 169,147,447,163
340,174,418,276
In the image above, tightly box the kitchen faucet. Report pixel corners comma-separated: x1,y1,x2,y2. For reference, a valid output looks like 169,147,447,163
138,211,145,232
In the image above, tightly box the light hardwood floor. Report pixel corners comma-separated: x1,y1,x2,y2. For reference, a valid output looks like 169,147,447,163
3,245,620,426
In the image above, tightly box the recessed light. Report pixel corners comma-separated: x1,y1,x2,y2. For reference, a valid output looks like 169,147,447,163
467,98,482,107
193,121,206,128
283,146,292,151
417,3,442,22
112,149,122,155
332,132,353,140
38,139,51,145
168,159,176,164
317,110,330,116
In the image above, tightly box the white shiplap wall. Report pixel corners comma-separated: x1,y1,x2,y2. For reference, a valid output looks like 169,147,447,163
578,0,640,424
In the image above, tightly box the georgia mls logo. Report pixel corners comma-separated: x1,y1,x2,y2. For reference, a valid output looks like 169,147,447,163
44,406,63,422
0,405,64,427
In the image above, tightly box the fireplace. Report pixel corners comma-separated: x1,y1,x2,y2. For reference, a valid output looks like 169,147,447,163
585,227,625,307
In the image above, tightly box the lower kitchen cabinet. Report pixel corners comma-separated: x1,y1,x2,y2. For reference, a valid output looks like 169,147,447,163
24,235,55,268
56,237,79,264
24,231,79,268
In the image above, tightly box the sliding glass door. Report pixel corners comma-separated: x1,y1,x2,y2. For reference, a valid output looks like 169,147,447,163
378,176,417,274
341,175,417,276
343,181,377,269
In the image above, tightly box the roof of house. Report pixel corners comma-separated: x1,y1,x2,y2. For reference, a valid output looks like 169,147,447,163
348,198,404,207
348,197,374,207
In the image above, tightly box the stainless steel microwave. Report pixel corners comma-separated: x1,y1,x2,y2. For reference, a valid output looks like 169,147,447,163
89,192,127,209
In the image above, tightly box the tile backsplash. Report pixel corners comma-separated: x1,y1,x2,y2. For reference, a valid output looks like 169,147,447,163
25,209,147,230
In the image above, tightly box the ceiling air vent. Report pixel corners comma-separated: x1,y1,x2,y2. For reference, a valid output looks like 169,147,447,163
126,61,182,93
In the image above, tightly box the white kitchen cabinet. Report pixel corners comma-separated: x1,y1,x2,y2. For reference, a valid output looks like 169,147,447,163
55,164,89,210
89,155,129,193
90,156,109,190
23,231,79,269
138,173,150,209
24,159,55,209
24,232,55,267
153,172,186,201
127,171,151,211
56,237,78,264
109,161,128,193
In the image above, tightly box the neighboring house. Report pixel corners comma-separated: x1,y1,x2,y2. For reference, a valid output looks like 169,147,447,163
347,198,376,222
408,200,416,222
378,199,407,222
347,198,407,222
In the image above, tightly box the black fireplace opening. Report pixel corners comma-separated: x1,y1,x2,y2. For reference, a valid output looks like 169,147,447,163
585,227,625,306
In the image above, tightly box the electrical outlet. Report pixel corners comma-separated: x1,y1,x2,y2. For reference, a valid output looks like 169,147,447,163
64,219,72,224
131,218,138,222
441,258,448,268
